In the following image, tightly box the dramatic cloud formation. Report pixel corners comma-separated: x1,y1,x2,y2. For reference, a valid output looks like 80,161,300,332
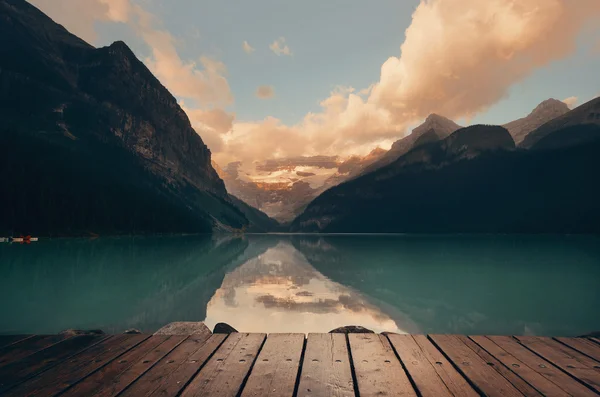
242,40,255,54
213,0,600,166
255,85,275,99
562,96,579,108
269,37,292,56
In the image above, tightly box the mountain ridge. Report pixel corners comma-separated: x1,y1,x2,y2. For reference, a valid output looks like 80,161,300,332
0,0,249,235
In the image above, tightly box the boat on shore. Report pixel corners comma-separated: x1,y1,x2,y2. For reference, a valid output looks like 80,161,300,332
0,236,39,243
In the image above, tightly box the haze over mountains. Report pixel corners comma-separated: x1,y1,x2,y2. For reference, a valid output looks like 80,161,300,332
1,0,599,235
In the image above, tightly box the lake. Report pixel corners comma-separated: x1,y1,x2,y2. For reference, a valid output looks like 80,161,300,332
1,234,599,336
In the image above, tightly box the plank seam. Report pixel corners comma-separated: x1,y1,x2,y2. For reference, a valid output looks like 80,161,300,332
0,334,113,394
511,336,600,395
0,335,36,349
467,336,546,396
384,334,425,397
426,335,487,397
235,334,267,397
291,334,307,397
112,334,191,397
53,334,152,397
344,333,361,397
174,333,230,397
552,338,600,365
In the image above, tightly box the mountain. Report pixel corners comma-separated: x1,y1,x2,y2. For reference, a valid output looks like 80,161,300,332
211,161,279,232
227,195,282,232
0,0,248,235
520,96,600,150
290,122,600,234
503,98,570,144
363,113,462,174
217,149,387,223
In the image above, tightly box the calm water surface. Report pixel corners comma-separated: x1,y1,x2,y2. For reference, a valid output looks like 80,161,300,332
1,234,599,336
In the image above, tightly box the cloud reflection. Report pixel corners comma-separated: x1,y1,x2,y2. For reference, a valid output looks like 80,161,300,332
203,241,406,333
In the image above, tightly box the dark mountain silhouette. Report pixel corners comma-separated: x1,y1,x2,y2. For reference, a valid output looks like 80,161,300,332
363,114,462,175
227,195,282,232
503,98,570,144
520,96,600,149
291,120,600,233
0,0,248,235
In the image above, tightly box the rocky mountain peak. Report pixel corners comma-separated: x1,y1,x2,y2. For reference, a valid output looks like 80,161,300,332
414,113,461,138
529,98,570,117
503,98,570,144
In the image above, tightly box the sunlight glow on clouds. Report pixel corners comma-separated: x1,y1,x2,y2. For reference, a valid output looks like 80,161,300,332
213,0,600,166
562,96,579,109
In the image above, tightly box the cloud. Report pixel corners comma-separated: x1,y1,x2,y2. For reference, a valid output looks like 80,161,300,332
214,0,600,167
242,40,255,54
562,96,579,108
255,85,275,99
269,37,292,56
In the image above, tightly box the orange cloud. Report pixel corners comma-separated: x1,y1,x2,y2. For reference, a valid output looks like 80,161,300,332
214,0,600,167
256,85,275,99
562,96,578,108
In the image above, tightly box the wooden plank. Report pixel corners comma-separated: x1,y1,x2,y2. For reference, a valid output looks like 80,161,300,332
515,336,600,393
0,335,34,349
60,335,171,397
387,334,462,397
349,333,416,397
429,334,523,397
120,332,215,397
297,333,354,397
89,335,188,397
457,336,541,397
0,334,70,368
4,334,148,397
411,335,477,397
241,333,304,397
555,337,600,363
180,333,266,397
490,336,597,397
0,334,108,392
591,338,600,346
147,334,229,397
470,336,570,397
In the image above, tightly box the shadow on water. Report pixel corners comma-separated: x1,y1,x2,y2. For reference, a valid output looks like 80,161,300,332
1,234,599,336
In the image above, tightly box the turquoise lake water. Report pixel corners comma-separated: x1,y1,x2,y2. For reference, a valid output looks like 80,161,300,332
1,234,599,336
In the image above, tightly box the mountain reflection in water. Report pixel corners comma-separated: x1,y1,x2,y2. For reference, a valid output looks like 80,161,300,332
204,240,410,333
0,234,599,336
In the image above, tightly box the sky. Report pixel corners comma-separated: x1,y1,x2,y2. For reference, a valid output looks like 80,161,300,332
29,0,600,169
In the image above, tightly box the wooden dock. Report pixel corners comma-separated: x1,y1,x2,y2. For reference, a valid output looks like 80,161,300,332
0,332,599,396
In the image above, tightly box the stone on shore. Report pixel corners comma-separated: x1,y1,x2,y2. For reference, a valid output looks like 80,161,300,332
329,325,374,334
154,322,212,337
213,322,238,334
